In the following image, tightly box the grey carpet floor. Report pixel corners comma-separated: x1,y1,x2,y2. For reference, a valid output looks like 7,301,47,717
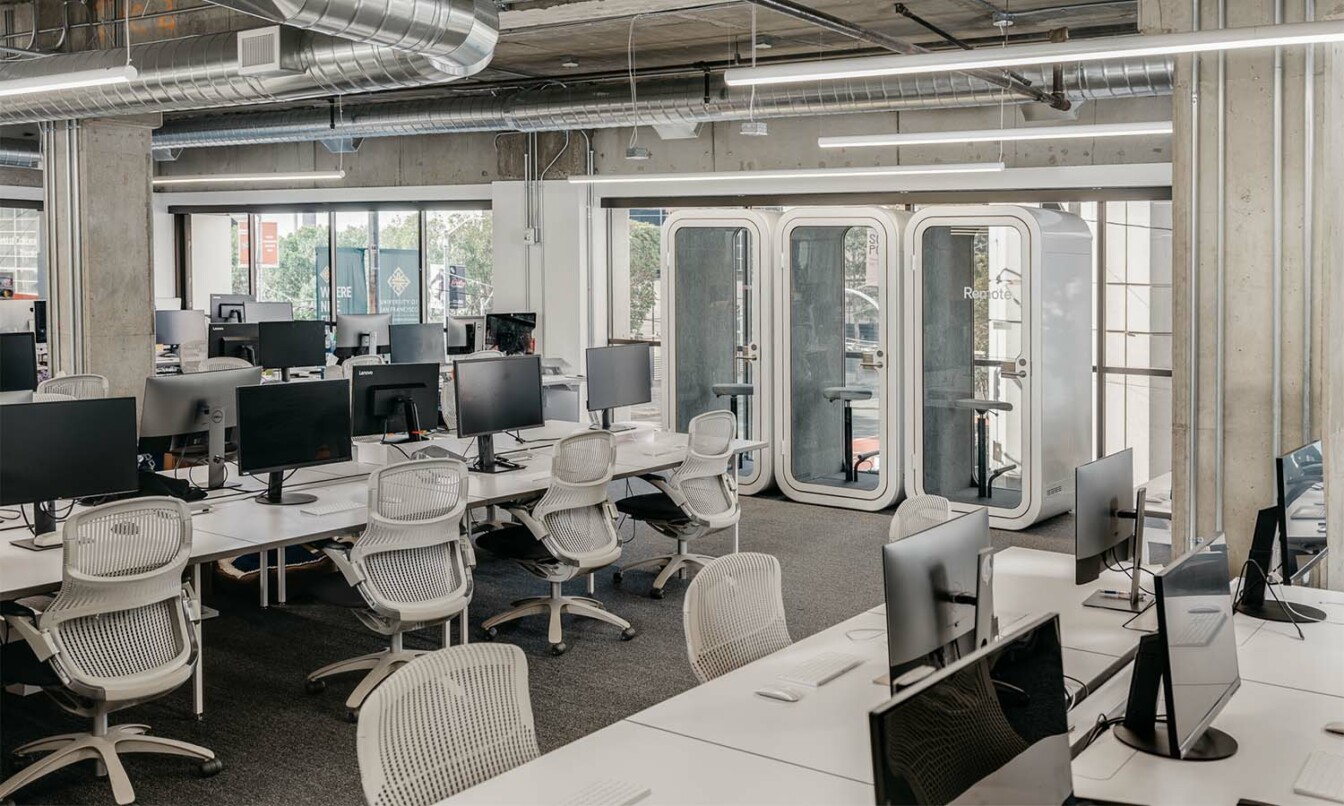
0,488,1073,806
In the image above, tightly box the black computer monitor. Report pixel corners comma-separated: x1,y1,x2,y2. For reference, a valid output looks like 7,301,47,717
882,508,995,684
1075,449,1152,613
1276,439,1326,583
141,366,266,490
335,313,392,358
389,323,447,365
453,354,544,473
0,397,140,537
586,343,652,430
486,312,536,355
870,613,1072,806
0,331,38,394
236,379,352,506
1115,537,1240,762
1235,505,1326,623
210,293,253,323
208,323,260,364
258,321,327,380
350,362,440,443
155,309,209,347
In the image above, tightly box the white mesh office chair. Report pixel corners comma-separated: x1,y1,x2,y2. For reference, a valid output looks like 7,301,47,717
36,373,108,399
615,410,740,599
467,349,502,359
683,552,791,683
356,644,539,806
477,431,636,655
192,356,252,372
889,494,951,542
307,459,474,720
341,354,386,374
31,392,76,402
0,498,220,806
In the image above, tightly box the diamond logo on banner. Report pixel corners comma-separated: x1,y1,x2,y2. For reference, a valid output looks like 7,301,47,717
320,266,330,283
387,267,411,297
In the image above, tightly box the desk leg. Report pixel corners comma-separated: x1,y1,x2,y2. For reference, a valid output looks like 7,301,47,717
732,522,740,553
258,551,269,609
587,573,595,595
460,609,469,645
192,563,205,719
276,549,287,605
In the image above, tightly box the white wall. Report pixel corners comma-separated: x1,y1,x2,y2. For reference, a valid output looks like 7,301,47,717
152,210,176,300
188,214,234,312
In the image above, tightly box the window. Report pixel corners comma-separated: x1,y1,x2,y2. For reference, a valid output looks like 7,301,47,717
374,210,421,325
0,206,41,298
254,213,328,321
426,210,493,319
608,208,667,424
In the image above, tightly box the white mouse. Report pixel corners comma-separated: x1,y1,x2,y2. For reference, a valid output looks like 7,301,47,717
1325,722,1344,736
755,686,805,703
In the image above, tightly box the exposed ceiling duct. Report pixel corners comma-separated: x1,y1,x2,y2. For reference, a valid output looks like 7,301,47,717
0,138,40,169
0,0,497,125
151,56,1174,151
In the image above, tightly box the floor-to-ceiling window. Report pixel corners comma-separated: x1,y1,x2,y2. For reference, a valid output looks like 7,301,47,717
425,210,494,319
606,208,667,424
0,205,41,298
254,213,329,321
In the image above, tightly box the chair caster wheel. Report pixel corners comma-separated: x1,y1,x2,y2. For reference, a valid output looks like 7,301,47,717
649,587,665,600
305,679,326,694
550,642,568,656
612,570,623,585
481,627,498,642
621,627,637,641
345,709,360,724
199,758,224,777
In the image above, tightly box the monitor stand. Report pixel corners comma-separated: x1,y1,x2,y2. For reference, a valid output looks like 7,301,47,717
1084,488,1155,614
33,499,57,537
469,434,523,474
591,409,635,433
256,471,317,506
198,404,230,490
382,398,427,445
1114,633,1238,761
1235,507,1327,622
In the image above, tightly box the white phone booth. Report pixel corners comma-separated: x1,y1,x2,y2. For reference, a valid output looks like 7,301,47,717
905,205,1091,529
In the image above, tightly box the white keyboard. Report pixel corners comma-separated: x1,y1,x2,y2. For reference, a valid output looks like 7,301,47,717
1293,503,1327,520
778,651,864,687
299,498,365,517
562,779,652,806
1167,610,1226,648
1294,751,1344,803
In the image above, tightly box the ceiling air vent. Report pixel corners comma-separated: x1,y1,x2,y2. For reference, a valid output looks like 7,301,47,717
237,26,300,76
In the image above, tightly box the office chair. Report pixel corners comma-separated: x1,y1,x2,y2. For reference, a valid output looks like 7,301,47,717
0,498,220,806
31,392,76,403
340,353,386,373
467,349,502,359
683,552,791,683
614,410,740,599
192,356,252,372
307,459,474,720
357,644,538,806
477,431,636,655
889,494,951,542
36,373,108,399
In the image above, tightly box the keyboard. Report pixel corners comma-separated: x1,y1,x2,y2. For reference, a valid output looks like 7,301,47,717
1167,610,1226,648
299,498,365,517
1293,504,1327,521
1294,751,1344,803
778,651,864,687
561,779,652,806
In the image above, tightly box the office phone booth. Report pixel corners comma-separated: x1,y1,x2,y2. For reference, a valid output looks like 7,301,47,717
906,206,1092,529
775,208,905,511
662,211,776,495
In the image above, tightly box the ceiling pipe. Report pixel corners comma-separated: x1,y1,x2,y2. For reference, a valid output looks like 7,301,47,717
0,138,40,169
151,57,1171,151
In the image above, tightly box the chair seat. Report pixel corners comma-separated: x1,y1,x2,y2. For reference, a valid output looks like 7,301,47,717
476,525,553,561
823,386,872,402
712,383,754,397
616,492,689,524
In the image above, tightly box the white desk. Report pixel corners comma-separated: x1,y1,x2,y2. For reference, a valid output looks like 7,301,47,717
446,721,872,805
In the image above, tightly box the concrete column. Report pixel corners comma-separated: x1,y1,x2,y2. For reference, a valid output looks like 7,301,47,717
41,118,156,402
1152,0,1344,586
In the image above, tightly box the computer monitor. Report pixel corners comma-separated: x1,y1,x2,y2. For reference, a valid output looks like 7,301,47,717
141,366,265,489
242,300,294,323
585,343,652,431
208,323,259,364
1,331,38,396
1235,505,1326,623
0,397,140,538
445,317,469,350
453,354,544,473
882,508,995,684
155,309,209,346
350,362,440,443
1276,439,1326,583
258,321,327,380
210,293,253,323
236,378,352,506
486,312,536,355
1075,449,1152,614
1114,536,1240,761
335,313,392,357
389,323,448,365
870,614,1072,806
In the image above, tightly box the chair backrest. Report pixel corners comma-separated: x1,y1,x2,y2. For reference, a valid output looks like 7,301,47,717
351,459,474,612
531,430,620,567
669,410,740,529
466,349,502,360
37,373,109,400
683,552,792,683
889,494,951,542
39,497,196,699
439,380,456,432
31,392,76,403
357,644,539,806
192,356,252,373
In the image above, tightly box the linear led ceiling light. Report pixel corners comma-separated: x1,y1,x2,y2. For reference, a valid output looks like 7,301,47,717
819,121,1173,149
153,170,348,187
568,162,1005,185
725,19,1344,86
0,65,138,99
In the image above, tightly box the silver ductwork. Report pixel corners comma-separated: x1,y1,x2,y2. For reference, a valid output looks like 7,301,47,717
152,57,1174,151
0,0,497,124
0,139,41,169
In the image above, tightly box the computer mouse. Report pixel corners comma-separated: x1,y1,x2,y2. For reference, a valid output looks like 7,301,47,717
755,686,804,703
1325,722,1344,736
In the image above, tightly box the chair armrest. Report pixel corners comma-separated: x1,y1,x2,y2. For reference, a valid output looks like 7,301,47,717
181,582,202,624
7,614,57,663
504,507,549,540
460,527,478,568
321,543,365,587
